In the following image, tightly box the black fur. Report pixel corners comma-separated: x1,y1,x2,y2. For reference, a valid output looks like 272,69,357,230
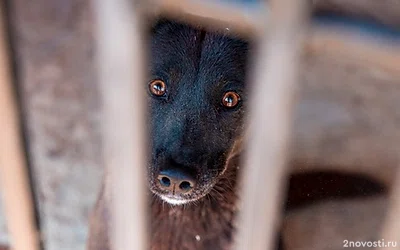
146,20,250,250
148,20,249,204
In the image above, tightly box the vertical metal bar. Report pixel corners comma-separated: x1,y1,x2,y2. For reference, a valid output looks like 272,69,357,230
378,168,400,250
307,27,400,75
235,1,308,250
94,1,148,250
153,0,263,37
0,3,40,250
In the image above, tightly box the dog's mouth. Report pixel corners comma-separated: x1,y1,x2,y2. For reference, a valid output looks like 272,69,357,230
149,173,219,205
150,182,216,205
158,194,198,205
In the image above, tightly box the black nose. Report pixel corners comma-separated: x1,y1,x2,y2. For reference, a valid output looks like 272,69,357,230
157,169,196,195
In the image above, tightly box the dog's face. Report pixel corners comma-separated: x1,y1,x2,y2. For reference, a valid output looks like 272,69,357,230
147,20,249,205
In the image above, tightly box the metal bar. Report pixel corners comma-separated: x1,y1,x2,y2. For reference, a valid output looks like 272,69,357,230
0,3,40,250
378,168,400,250
234,1,308,250
150,0,265,37
307,27,400,76
311,0,400,28
94,1,148,250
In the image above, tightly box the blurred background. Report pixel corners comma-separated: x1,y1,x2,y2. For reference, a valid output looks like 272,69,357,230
0,0,399,250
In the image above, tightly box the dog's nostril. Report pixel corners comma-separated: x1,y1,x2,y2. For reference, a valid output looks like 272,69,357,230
156,169,196,195
179,181,192,191
160,177,171,187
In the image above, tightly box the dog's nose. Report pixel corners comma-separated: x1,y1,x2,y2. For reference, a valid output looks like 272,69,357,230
157,169,196,195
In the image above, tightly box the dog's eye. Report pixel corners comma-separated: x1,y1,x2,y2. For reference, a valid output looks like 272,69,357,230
149,80,166,97
222,91,240,108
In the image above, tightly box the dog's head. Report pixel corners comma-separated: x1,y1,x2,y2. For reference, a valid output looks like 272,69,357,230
147,20,249,205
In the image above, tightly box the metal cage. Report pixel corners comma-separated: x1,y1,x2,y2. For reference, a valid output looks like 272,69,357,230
0,0,399,249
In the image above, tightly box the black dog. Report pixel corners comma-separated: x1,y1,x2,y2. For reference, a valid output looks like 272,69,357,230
148,19,249,205
87,19,251,250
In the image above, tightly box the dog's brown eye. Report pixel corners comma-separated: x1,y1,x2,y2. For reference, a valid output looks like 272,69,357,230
149,80,166,97
222,91,240,108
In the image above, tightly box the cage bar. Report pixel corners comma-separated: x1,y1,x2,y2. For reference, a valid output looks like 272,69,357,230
94,1,148,250
0,3,40,250
234,1,308,250
151,0,265,37
378,168,400,250
308,27,400,75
